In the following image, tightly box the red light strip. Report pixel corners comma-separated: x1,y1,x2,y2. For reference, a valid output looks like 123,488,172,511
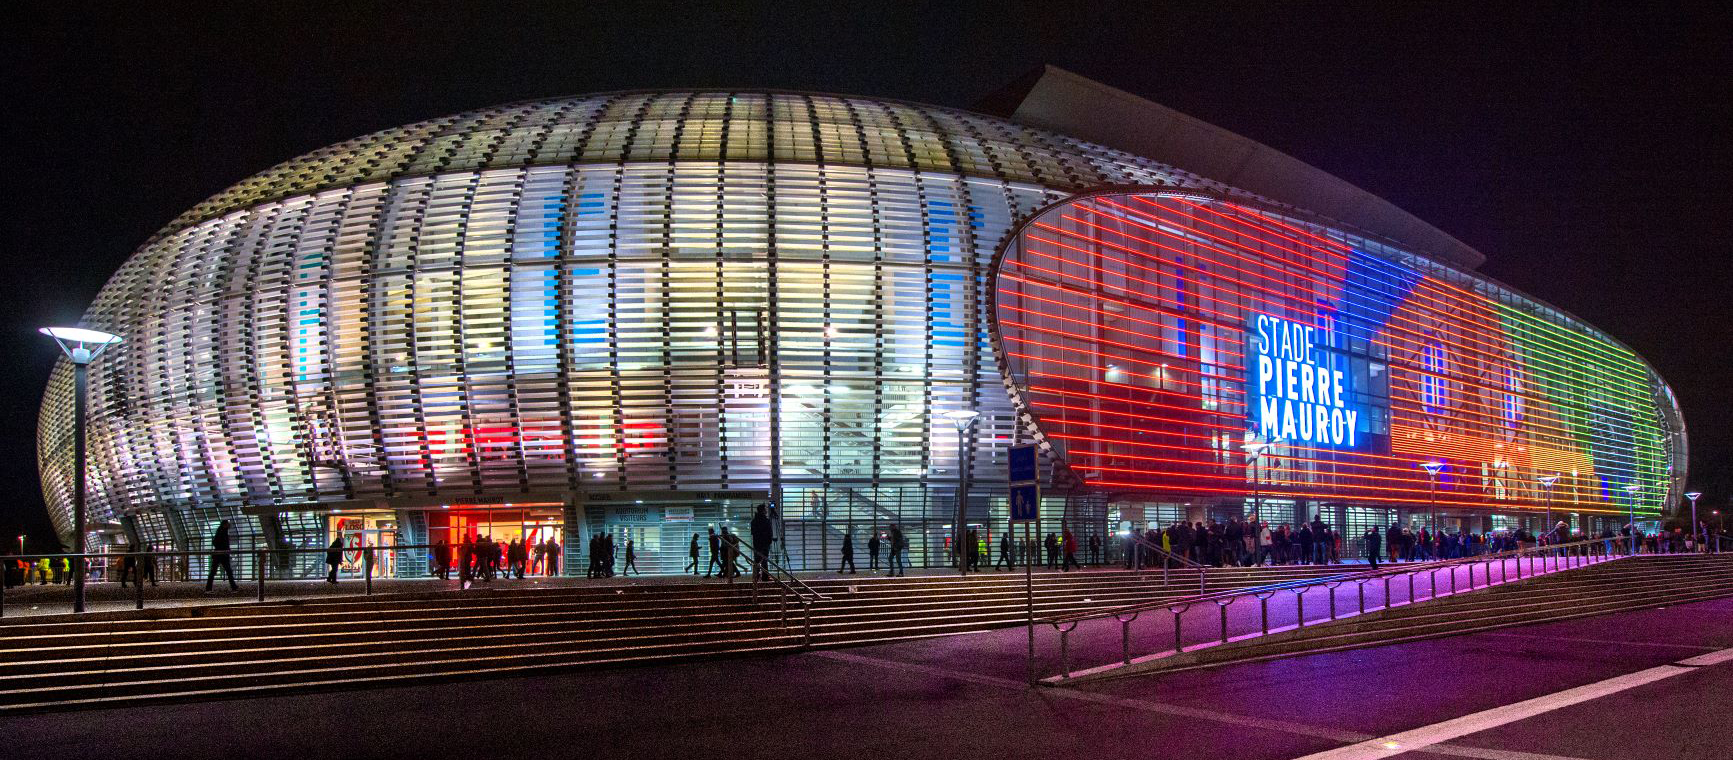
997,303,1246,360
1121,196,1348,276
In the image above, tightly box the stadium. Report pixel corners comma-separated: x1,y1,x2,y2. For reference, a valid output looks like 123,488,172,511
37,68,1687,576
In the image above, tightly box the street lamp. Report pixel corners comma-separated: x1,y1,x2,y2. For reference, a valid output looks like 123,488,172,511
41,325,123,614
942,409,980,577
1536,474,1559,540
1420,461,1445,541
1685,491,1703,552
1623,483,1641,555
1243,441,1272,521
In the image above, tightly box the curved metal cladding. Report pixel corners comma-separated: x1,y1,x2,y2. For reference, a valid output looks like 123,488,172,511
992,189,1685,528
38,92,1241,567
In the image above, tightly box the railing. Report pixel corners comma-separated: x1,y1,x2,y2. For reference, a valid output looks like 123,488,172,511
742,541,830,647
3,539,642,619
1122,534,1207,592
1041,535,1626,681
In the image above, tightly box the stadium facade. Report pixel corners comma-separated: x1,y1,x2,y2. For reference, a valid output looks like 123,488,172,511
38,69,1687,576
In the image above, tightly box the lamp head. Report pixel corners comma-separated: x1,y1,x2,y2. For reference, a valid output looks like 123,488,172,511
1685,491,1702,501
40,326,122,365
941,409,980,430
1419,461,1445,475
1242,441,1269,457
1623,484,1641,493
1536,475,1559,486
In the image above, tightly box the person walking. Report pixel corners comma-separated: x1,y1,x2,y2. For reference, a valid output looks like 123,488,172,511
1364,527,1381,570
1061,528,1079,571
887,525,906,577
546,537,562,576
622,538,640,576
965,528,981,572
749,504,775,582
839,530,857,574
203,520,239,593
705,527,722,577
458,535,474,586
687,533,702,575
324,536,343,584
996,530,1014,571
117,543,158,588
433,539,452,581
867,530,882,572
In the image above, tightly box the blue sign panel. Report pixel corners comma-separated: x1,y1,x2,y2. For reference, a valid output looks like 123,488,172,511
1249,314,1367,449
1008,443,1038,483
1009,482,1040,522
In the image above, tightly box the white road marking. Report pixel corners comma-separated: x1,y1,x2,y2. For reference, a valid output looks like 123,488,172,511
812,649,1370,742
1478,632,1717,651
1292,646,1733,760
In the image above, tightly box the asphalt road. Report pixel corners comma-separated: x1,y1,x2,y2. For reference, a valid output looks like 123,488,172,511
2,594,1726,759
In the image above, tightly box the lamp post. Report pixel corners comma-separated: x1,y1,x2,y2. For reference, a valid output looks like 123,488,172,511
942,409,980,577
1536,474,1559,541
1243,441,1270,521
1420,461,1445,541
1623,483,1641,555
41,326,124,614
1685,491,1702,552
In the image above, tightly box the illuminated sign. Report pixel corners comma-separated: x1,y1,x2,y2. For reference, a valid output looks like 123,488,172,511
1251,315,1361,448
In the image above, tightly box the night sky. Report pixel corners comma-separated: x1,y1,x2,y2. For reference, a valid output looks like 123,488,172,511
3,3,1727,547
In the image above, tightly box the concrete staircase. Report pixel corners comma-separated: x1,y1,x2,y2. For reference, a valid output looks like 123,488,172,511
0,564,1349,712
1071,553,1733,682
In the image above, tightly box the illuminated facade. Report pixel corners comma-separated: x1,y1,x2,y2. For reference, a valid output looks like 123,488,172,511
38,87,1685,575
996,191,1682,542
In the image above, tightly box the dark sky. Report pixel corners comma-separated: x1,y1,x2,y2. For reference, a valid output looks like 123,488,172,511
3,2,1728,546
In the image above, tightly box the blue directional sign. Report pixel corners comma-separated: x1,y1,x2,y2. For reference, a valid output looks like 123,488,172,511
1008,444,1037,483
1009,483,1040,523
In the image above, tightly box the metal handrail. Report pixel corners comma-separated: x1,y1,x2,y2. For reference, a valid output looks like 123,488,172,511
1124,533,1205,569
1046,535,1613,627
1041,535,1624,680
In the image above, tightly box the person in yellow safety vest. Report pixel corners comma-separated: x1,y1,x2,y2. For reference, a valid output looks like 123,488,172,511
36,557,52,585
58,556,72,584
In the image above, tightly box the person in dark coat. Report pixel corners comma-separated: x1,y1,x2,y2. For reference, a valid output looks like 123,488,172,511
622,538,639,576
1364,527,1381,570
868,530,882,572
545,537,562,576
687,533,702,575
705,528,722,577
325,537,344,584
1296,524,1314,566
839,530,857,574
887,525,905,577
432,539,452,580
749,504,775,581
204,520,239,592
117,543,158,588
996,531,1015,571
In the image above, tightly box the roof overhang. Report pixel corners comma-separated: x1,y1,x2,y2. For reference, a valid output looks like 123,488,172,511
993,66,1485,270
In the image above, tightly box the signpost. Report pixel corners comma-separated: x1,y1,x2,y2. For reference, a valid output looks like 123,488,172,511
1009,443,1039,686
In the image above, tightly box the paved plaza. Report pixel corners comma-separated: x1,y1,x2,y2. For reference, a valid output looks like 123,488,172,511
2,593,1725,759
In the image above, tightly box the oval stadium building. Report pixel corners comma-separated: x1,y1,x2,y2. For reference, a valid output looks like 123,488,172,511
38,71,1688,576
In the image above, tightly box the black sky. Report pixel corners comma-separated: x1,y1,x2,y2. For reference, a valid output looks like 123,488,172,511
2,2,1728,546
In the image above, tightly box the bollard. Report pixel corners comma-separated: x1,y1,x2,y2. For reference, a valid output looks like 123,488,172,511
1295,590,1306,627
1218,602,1229,643
1119,614,1135,665
1058,625,1073,678
1357,581,1366,615
1173,608,1185,653
1327,584,1338,619
1260,595,1270,634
